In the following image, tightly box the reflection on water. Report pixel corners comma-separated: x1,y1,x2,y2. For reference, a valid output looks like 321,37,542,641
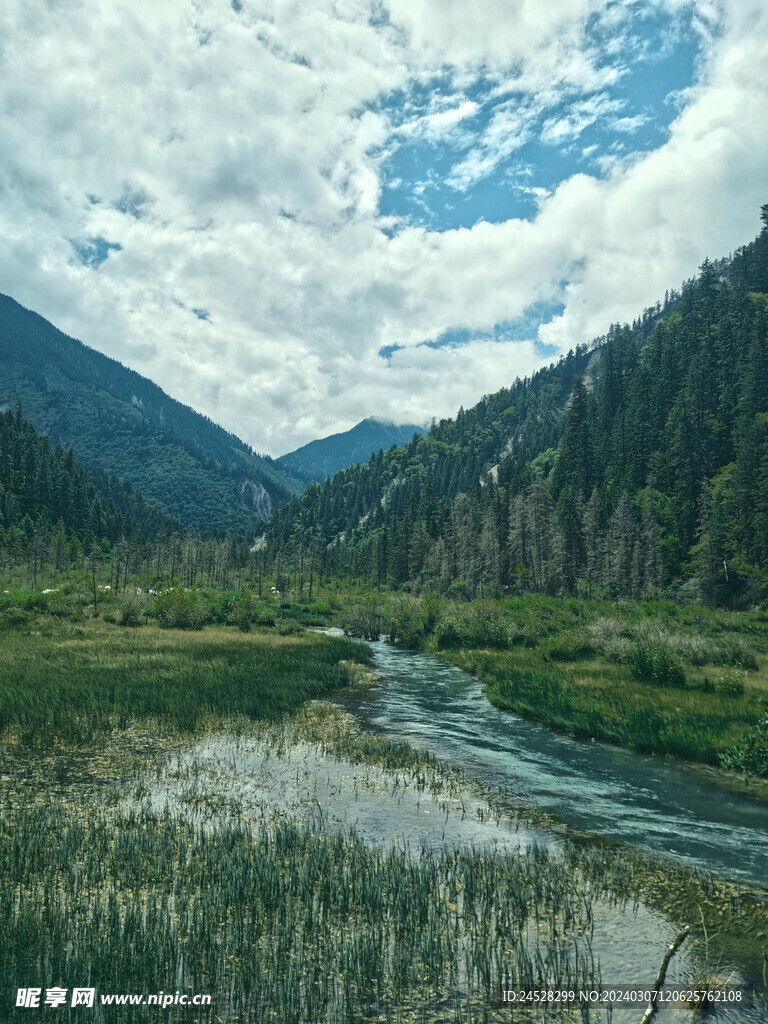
146,732,545,852
338,641,768,887
134,636,767,1023
143,729,709,1024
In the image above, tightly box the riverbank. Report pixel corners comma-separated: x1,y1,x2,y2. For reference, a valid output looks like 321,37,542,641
6,584,766,776
379,594,768,776
450,645,768,774
1,609,767,1019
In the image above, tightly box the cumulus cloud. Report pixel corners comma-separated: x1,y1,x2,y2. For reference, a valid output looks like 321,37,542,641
0,0,765,456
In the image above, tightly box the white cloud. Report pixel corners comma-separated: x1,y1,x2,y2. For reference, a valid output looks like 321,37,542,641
398,99,479,143
445,98,543,191
0,0,765,460
611,113,651,134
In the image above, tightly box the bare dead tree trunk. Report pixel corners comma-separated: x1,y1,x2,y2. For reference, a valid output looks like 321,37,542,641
639,926,690,1024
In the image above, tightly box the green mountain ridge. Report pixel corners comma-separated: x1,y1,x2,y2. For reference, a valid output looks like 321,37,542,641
0,406,182,566
265,211,768,607
0,295,304,533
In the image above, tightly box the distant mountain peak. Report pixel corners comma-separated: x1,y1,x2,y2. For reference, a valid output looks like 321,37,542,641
278,417,426,482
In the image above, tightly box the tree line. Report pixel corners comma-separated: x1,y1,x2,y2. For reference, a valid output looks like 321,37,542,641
264,208,768,608
4,209,767,608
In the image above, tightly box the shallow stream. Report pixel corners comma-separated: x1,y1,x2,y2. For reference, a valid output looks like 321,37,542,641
137,635,768,1021
338,640,768,887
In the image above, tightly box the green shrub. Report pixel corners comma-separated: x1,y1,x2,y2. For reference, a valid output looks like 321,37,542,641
155,589,208,630
543,628,595,662
716,639,759,671
435,614,461,649
721,712,768,778
344,600,382,641
433,606,509,649
0,607,30,628
307,600,333,616
276,619,303,636
389,596,432,646
119,597,143,628
628,641,686,688
713,670,746,697
447,580,470,601
20,591,49,612
210,591,241,625
231,595,256,633
47,599,71,619
474,610,510,649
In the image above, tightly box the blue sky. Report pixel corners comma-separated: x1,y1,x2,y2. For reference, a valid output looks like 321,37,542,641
0,0,765,454
378,8,701,233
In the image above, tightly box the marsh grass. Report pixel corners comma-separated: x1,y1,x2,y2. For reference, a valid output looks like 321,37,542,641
0,795,602,1023
1,705,765,1023
0,619,372,748
2,594,767,1021
1,697,766,1021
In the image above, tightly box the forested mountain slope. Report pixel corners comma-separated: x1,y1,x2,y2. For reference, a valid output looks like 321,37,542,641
0,407,180,567
266,210,768,607
278,417,425,482
0,295,304,532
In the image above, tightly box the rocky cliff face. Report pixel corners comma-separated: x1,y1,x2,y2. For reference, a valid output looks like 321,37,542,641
240,480,272,519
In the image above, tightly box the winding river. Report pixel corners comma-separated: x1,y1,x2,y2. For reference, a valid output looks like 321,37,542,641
337,640,768,888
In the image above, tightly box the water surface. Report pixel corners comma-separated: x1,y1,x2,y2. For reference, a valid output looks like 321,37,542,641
338,641,768,887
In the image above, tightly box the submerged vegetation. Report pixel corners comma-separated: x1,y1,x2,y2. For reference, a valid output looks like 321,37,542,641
0,793,604,1022
2,689,766,1022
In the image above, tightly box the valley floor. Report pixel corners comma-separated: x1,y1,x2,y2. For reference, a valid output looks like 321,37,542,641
0,613,766,1020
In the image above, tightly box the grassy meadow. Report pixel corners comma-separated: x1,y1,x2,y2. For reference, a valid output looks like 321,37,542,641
1,586,767,1020
0,606,369,748
2,580,768,771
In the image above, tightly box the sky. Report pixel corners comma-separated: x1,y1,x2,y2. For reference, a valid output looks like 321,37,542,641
1,0,766,457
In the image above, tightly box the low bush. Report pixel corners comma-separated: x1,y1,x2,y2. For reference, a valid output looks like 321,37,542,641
276,619,303,636
715,639,759,671
344,596,383,641
542,628,595,662
119,597,143,628
230,595,256,633
432,603,509,650
587,617,633,661
713,670,746,697
628,641,686,688
721,712,768,778
0,607,30,628
155,589,208,630
389,595,437,647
